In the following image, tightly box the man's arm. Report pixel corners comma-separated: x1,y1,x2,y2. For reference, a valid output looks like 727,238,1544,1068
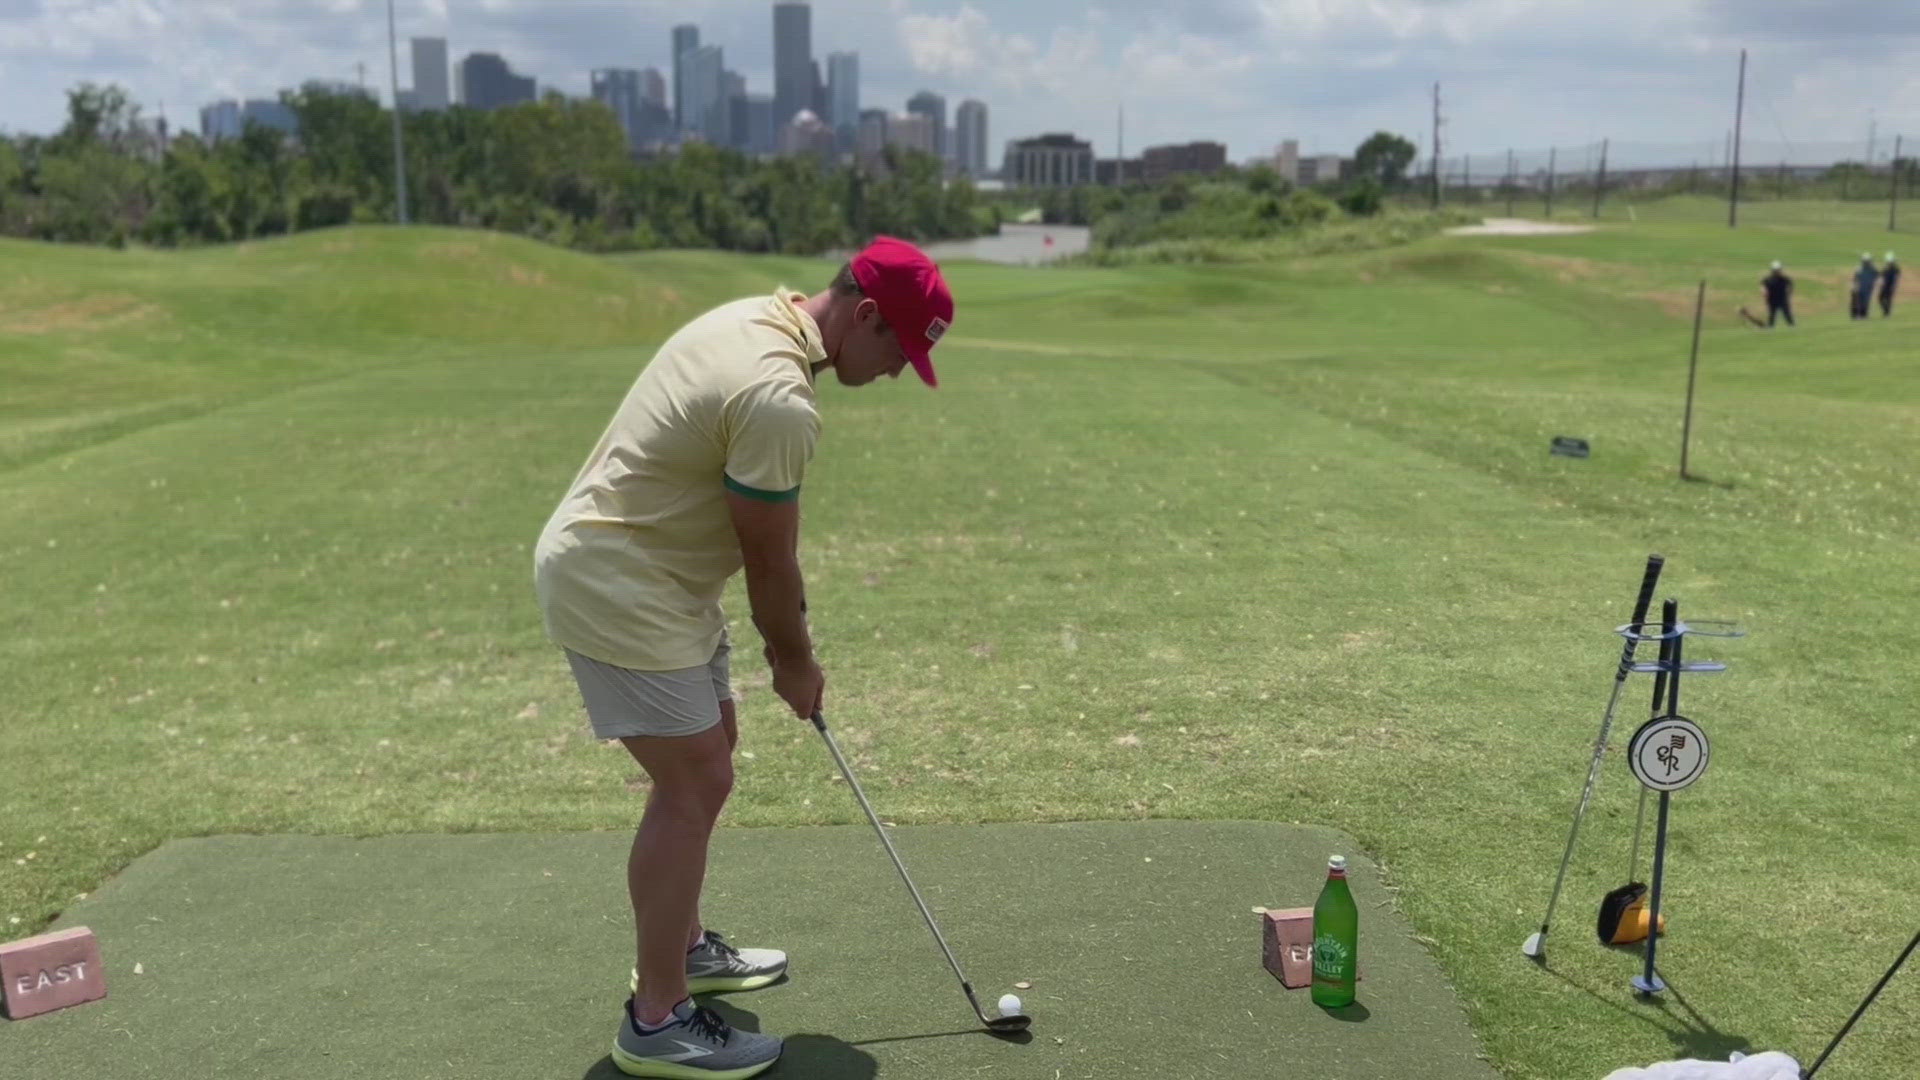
727,491,812,664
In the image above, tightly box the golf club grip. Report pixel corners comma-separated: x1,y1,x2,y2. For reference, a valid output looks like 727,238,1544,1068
1616,555,1665,676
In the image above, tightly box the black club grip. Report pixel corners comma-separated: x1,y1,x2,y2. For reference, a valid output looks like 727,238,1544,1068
1629,554,1664,629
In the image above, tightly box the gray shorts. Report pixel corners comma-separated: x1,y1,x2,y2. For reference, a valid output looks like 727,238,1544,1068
563,631,732,739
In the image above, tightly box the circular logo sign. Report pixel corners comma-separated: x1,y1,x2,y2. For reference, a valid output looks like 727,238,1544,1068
1628,715,1709,791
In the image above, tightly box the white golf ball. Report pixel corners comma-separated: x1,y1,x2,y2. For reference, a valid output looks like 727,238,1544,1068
997,993,1022,1016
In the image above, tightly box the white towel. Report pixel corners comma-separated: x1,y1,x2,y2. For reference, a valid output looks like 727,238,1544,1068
1601,1051,1801,1080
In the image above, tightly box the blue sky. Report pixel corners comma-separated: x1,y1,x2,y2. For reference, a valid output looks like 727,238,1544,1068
2,1,1917,165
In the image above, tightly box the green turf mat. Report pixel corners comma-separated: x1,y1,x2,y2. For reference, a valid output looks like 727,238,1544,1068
3,822,1495,1078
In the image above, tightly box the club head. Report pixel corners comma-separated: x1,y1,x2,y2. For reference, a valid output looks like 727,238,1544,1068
1521,932,1546,960
986,1012,1032,1034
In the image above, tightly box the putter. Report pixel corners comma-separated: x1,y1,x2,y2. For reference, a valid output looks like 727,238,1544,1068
811,708,1032,1034
1522,554,1664,960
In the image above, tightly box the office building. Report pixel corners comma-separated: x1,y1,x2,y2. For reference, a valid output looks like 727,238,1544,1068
1273,139,1300,185
906,90,947,160
856,108,888,162
592,68,670,151
954,98,988,177
773,2,812,127
1297,154,1348,185
1004,133,1094,187
642,68,667,109
671,24,699,129
677,44,726,144
199,100,242,141
743,94,776,155
1141,141,1227,183
458,52,536,111
780,109,836,159
826,51,858,143
410,37,449,110
886,111,935,155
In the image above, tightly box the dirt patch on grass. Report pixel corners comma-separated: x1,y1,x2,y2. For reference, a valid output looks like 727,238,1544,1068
0,294,163,334
423,241,482,259
507,264,549,286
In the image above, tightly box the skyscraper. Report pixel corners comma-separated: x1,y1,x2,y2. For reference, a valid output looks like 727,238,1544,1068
642,69,667,110
955,99,989,177
410,37,449,110
772,2,812,128
199,100,242,141
677,44,726,144
593,68,656,150
458,52,536,111
906,90,947,160
671,24,699,129
827,51,858,140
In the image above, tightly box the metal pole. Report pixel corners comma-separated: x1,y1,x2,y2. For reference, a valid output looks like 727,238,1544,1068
1633,619,1681,996
1681,279,1705,480
1729,49,1746,227
1546,147,1556,218
387,0,409,224
1592,138,1608,218
1892,134,1903,232
1431,82,1442,210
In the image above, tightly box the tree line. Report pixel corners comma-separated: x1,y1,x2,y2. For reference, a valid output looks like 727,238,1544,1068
0,84,987,254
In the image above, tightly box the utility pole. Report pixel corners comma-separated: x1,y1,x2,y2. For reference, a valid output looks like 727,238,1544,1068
1729,48,1746,227
1545,147,1556,218
1592,138,1608,218
1430,82,1442,209
1892,134,1904,232
387,0,409,224
1505,148,1515,217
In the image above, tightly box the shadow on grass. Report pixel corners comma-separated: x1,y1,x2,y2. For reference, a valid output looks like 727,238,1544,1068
1537,961,1754,1062
580,1000,880,1080
1680,471,1736,489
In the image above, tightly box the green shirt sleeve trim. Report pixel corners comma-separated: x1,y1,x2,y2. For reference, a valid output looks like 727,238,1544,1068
725,474,801,503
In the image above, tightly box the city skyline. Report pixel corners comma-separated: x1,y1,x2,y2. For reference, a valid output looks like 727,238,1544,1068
3,1,1918,165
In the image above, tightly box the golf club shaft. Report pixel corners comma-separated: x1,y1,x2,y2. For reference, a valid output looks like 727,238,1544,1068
1803,928,1920,1078
811,710,992,1024
1533,555,1664,941
1628,600,1679,882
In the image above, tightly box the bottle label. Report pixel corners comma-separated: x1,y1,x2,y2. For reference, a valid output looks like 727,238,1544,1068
1312,933,1353,980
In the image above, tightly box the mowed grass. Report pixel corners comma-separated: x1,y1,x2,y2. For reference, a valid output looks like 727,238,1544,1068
3,206,1917,1078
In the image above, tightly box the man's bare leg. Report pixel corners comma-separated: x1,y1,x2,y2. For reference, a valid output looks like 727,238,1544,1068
621,721,734,1024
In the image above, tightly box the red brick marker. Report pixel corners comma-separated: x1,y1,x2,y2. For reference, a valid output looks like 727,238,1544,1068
1,927,106,1020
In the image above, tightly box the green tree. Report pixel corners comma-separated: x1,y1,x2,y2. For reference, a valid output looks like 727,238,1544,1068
1353,132,1418,187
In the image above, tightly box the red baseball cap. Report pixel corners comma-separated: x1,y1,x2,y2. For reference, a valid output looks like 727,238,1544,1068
850,236,953,387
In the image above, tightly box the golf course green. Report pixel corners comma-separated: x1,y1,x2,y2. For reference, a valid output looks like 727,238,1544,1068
2,200,1914,1078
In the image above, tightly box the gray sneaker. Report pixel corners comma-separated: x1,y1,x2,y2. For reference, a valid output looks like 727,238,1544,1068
630,930,789,995
612,997,783,1079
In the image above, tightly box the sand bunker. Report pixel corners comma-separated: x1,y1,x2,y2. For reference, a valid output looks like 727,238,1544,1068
1446,218,1596,236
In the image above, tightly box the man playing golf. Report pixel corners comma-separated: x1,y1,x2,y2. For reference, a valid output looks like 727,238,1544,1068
534,236,953,1078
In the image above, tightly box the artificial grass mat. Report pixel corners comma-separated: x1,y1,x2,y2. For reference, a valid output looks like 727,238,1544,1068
3,821,1495,1079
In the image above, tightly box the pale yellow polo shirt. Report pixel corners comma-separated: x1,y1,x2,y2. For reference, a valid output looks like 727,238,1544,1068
534,291,825,671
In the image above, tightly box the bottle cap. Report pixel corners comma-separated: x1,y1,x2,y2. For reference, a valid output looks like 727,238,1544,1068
1328,855,1347,872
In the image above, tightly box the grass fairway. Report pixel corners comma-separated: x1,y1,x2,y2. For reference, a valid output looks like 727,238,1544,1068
4,206,1917,1078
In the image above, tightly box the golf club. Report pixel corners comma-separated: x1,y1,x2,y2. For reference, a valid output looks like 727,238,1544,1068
1522,553,1664,960
1801,928,1918,1078
810,708,1032,1034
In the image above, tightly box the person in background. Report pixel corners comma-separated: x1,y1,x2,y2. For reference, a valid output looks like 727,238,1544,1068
1878,252,1900,317
1851,253,1879,320
1762,260,1794,327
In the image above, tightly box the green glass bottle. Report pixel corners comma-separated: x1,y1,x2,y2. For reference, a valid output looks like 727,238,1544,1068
1311,854,1358,1008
